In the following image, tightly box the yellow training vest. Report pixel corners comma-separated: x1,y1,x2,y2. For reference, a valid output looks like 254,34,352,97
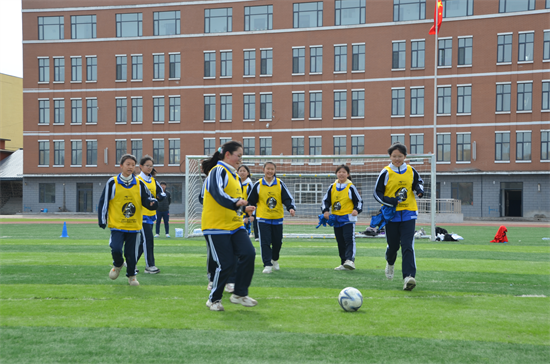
256,178,285,220
108,177,143,231
201,164,244,231
331,182,354,216
242,182,251,217
383,165,418,211
137,175,157,217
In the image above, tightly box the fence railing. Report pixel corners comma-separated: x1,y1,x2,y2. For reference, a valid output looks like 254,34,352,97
418,198,461,214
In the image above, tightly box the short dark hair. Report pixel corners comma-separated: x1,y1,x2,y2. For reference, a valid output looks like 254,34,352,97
159,181,167,186
140,155,154,166
388,142,407,156
120,154,137,165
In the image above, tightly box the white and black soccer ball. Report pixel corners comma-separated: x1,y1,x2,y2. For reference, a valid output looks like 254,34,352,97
338,287,363,312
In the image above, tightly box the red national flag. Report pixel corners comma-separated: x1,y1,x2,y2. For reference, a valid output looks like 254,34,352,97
429,0,443,35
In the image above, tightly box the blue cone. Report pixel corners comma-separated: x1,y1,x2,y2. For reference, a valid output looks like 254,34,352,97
60,221,69,238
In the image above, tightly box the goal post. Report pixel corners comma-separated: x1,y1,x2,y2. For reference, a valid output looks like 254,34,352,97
185,154,436,240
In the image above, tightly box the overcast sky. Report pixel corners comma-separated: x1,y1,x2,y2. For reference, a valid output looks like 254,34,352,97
0,0,23,78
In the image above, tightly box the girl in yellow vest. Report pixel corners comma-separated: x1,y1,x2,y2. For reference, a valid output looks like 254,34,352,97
136,155,166,274
247,162,296,274
200,141,258,311
98,154,158,286
321,165,363,271
374,143,424,291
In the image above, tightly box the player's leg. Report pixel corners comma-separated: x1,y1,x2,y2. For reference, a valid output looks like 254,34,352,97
399,219,417,279
155,212,162,236
334,225,346,265
270,223,283,263
142,223,157,272
108,231,125,279
258,222,273,268
123,232,139,278
164,211,170,236
384,221,401,266
232,229,256,297
342,223,356,263
206,234,236,303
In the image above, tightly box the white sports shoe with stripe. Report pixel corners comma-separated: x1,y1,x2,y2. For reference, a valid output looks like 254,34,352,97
385,263,394,280
206,299,224,311
230,294,258,307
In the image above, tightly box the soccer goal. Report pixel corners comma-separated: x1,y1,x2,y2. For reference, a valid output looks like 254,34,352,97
185,154,436,240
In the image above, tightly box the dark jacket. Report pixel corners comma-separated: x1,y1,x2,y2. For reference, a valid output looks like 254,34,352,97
158,191,171,212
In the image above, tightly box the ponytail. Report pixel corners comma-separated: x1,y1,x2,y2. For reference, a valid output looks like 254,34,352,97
201,141,243,175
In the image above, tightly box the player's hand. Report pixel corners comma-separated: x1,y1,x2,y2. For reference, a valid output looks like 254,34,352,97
245,206,255,214
99,224,106,229
323,211,330,219
351,210,358,216
236,199,248,207
244,217,249,224
150,201,155,206
289,209,295,217
417,193,423,198
250,216,255,222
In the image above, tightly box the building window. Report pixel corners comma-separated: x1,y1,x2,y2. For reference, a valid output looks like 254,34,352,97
495,132,510,161
71,15,96,39
351,135,364,155
541,131,550,160
351,90,364,117
260,137,272,155
410,87,424,116
132,97,143,123
243,94,255,120
116,140,127,164
204,95,216,121
442,0,473,17
204,52,215,78
393,0,426,21
38,58,49,82
294,183,324,204
71,99,82,124
71,57,82,82
221,51,233,77
352,44,365,71
334,91,347,118
153,54,165,80
392,135,405,144
310,46,323,73
518,32,534,62
292,92,305,119
309,136,322,157
116,98,127,123
334,45,347,72
244,5,273,31
292,137,305,162
39,183,56,203
335,0,366,25
458,37,472,66
169,96,180,122
220,95,232,121
169,53,180,79
260,93,272,120
244,50,256,76
39,100,49,124
497,34,513,63
86,99,97,124
204,8,232,33
131,140,142,162
411,40,425,69
169,139,180,165
456,133,471,162
334,136,346,156
39,141,49,166
116,55,127,81
54,141,64,166
294,2,323,28
243,137,255,156
260,49,272,76
53,99,64,124
457,85,472,114
292,47,305,74
499,0,535,12
38,16,64,40
410,134,424,154
54,57,64,82
309,91,322,119
392,41,406,69
71,140,82,166
153,97,165,122
153,139,164,165
438,38,452,67
86,56,97,81
86,140,97,166
517,82,532,112
392,88,405,116
437,86,452,114
154,11,180,36
516,131,531,161
451,182,473,206
116,13,142,37
543,81,550,111
496,83,511,112
544,31,550,61
437,133,451,162
204,138,216,155
132,55,143,80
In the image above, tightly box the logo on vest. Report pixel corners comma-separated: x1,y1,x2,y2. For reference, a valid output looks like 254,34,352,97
266,197,277,209
122,202,136,218
333,201,342,211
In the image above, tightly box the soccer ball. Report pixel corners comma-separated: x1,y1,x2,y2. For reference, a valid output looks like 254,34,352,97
338,287,363,312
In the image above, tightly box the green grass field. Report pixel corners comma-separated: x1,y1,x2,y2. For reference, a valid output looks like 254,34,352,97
1,219,549,364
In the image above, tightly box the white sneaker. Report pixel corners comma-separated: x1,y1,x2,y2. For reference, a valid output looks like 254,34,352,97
255,238,259,242
403,276,416,291
154,234,160,238
230,294,258,307
207,281,213,290
262,266,273,274
271,260,280,271
109,266,122,280
334,265,347,271
225,283,235,293
385,263,395,280
343,260,355,270
145,266,160,274
206,299,224,311
128,276,139,286
166,234,170,238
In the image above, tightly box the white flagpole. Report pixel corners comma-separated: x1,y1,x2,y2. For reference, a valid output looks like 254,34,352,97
430,2,439,241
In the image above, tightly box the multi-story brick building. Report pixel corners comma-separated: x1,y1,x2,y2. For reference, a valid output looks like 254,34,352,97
22,0,549,218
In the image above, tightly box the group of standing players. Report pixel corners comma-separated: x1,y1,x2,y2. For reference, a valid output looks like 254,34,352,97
98,140,424,309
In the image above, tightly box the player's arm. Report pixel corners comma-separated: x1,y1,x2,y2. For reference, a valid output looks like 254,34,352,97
321,184,333,214
207,167,241,210
155,180,166,201
373,169,398,207
140,180,158,211
280,181,297,212
247,182,260,207
98,178,115,229
350,184,363,214
412,168,424,198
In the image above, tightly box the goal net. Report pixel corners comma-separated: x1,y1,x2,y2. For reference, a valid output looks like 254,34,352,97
185,154,436,240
